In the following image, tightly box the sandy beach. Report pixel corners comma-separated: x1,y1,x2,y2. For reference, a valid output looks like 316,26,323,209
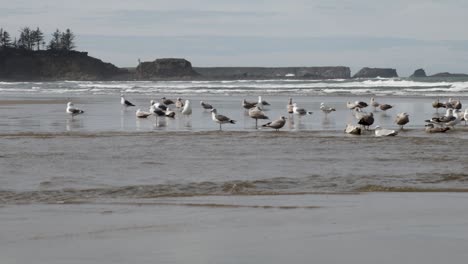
2,193,468,264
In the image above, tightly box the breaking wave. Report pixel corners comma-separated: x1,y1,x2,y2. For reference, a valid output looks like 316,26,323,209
0,78,467,96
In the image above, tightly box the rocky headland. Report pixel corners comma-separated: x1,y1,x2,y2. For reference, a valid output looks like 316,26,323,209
0,48,128,81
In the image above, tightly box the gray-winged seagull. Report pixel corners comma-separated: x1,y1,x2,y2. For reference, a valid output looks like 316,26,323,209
211,109,236,130
262,116,287,131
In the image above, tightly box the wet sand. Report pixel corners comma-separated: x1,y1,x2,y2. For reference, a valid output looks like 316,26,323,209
2,193,468,264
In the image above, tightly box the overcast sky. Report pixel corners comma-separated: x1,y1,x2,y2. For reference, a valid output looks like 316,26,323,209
1,0,468,76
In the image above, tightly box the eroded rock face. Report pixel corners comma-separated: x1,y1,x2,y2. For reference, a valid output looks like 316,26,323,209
352,67,398,78
0,48,127,81
429,72,468,77
136,58,199,79
410,69,427,78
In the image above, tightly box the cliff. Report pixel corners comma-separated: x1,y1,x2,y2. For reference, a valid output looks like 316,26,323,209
193,66,351,79
136,58,199,79
0,48,127,81
353,67,398,78
410,68,427,78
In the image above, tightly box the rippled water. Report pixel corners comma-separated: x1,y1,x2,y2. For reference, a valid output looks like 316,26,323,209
0,80,467,204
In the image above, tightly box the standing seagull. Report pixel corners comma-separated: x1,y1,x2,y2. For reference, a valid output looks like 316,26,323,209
287,98,294,114
370,97,380,111
262,116,287,131
175,97,184,109
293,103,313,116
395,112,410,130
320,102,336,115
211,109,236,130
357,112,374,130
121,95,135,107
181,100,192,116
66,102,84,117
249,106,269,129
432,98,446,112
200,101,213,110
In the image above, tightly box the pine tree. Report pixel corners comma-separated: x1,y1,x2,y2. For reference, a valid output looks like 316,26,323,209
18,27,33,50
31,27,44,50
0,28,12,48
47,29,62,50
60,29,75,51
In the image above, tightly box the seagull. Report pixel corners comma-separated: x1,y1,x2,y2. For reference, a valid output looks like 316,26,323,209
66,102,84,117
165,107,176,118
150,100,167,111
320,102,336,115
293,103,312,116
370,97,380,111
344,124,361,135
355,101,368,108
258,96,270,109
379,104,393,111
425,123,450,133
200,101,213,110
432,98,446,112
211,109,236,130
136,109,151,118
287,97,294,114
161,97,174,105
375,126,398,137
150,104,166,116
346,101,359,110
357,112,374,130
121,95,135,107
181,100,192,116
425,109,455,126
395,112,410,129
175,97,184,109
242,99,257,110
262,116,287,131
249,106,269,128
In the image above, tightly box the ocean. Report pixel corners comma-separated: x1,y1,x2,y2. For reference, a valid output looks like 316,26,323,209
1,78,468,264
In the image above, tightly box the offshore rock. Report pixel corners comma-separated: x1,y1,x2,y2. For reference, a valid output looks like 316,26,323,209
353,67,398,78
136,58,199,79
410,68,427,78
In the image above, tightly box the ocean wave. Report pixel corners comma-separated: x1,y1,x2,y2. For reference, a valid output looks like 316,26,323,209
0,79,467,96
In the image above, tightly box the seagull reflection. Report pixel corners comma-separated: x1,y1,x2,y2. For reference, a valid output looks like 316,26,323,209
66,118,83,131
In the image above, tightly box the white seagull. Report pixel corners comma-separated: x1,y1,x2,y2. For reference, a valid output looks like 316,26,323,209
181,100,192,115
66,102,84,117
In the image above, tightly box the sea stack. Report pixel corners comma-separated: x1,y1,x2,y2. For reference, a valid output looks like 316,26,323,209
410,69,427,78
